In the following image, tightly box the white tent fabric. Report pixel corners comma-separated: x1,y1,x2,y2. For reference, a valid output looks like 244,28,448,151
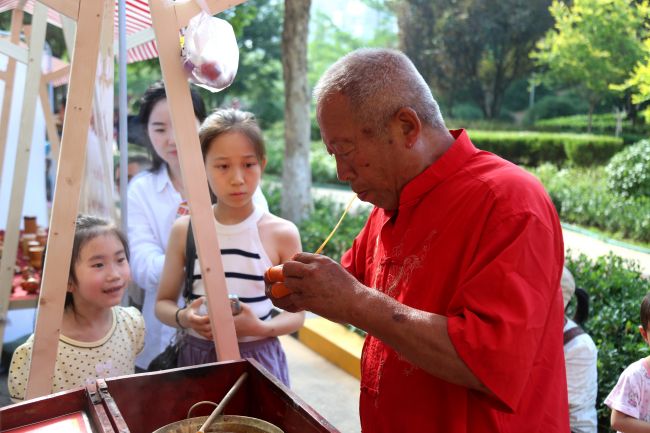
0,0,158,63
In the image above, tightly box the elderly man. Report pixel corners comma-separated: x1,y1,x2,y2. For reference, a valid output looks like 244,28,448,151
270,48,568,432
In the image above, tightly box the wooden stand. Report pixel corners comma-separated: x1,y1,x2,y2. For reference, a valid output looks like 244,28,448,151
1,0,255,401
0,359,341,433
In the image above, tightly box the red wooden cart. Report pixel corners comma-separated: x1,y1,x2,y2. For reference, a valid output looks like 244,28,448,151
0,359,340,433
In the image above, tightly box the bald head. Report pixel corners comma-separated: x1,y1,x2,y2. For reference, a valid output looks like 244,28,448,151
313,48,446,133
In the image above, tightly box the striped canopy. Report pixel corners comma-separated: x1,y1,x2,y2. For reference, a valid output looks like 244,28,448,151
0,0,158,63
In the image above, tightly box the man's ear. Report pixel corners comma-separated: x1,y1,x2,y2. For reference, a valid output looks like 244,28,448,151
260,157,267,172
639,325,648,343
394,107,421,148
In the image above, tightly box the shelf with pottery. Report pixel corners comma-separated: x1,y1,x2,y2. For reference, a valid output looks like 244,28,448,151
1,216,45,310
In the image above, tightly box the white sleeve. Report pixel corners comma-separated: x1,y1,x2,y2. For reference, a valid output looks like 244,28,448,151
127,181,166,294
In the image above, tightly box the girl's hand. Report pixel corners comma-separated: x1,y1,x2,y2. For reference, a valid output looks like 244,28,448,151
233,303,266,338
182,297,212,339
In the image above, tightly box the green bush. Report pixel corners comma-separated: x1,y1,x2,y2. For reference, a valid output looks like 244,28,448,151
470,131,623,167
606,140,650,198
262,183,369,262
564,138,624,166
531,164,650,243
565,253,650,431
298,196,369,262
524,94,589,124
263,122,341,185
451,103,484,121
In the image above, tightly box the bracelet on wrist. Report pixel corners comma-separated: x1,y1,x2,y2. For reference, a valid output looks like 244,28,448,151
175,307,187,329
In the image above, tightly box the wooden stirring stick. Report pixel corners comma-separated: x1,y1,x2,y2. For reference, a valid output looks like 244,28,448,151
197,372,248,433
314,193,358,255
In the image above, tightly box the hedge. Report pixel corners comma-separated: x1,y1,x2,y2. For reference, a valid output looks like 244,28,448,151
470,130,623,167
534,113,648,145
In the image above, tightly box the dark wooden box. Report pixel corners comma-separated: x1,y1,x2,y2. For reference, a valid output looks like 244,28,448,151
0,359,340,433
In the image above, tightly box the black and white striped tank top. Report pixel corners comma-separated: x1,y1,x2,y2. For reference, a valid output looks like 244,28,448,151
187,206,273,342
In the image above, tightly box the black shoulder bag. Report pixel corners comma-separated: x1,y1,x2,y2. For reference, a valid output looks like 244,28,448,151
147,219,196,371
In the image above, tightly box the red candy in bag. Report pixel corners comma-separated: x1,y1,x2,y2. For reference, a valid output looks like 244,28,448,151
182,10,239,92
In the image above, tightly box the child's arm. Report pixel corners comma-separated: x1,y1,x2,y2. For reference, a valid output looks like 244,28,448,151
155,217,211,338
236,217,305,338
266,218,305,332
611,409,650,433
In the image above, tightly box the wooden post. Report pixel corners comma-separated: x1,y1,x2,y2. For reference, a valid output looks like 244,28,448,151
25,0,108,399
39,81,61,163
0,8,24,180
0,2,48,356
148,0,242,361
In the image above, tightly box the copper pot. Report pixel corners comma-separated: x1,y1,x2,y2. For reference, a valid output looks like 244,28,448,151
151,415,283,433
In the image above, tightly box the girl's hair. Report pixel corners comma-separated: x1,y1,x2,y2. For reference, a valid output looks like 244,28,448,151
199,108,266,162
138,81,207,173
66,214,129,309
572,287,590,326
641,292,650,331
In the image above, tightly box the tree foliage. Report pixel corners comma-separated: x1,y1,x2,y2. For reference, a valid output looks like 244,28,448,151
616,37,650,122
532,0,648,132
389,0,553,119
308,5,397,88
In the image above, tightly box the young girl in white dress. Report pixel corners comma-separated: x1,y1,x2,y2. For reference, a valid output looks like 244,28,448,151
9,215,144,401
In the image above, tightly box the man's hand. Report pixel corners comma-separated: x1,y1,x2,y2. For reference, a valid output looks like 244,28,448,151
266,253,365,324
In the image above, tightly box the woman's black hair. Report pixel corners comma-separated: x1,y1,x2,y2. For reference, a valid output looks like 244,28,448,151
66,214,130,310
572,287,590,326
138,81,207,173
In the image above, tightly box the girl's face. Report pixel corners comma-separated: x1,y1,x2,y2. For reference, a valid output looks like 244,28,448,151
69,233,130,309
204,131,266,210
147,99,200,169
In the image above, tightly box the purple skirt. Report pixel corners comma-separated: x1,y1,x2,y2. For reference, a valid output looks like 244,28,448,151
178,334,290,387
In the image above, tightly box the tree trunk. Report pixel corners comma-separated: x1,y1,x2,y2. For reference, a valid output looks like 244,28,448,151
281,0,312,224
587,101,595,134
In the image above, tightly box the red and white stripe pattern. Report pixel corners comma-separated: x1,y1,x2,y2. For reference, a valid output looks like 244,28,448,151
0,0,159,63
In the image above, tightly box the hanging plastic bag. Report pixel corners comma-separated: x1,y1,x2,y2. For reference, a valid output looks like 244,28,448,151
181,4,239,93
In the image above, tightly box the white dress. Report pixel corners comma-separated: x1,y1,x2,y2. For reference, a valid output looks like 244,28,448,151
9,306,144,402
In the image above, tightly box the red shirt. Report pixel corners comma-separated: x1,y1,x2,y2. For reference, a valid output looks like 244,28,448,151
342,130,568,433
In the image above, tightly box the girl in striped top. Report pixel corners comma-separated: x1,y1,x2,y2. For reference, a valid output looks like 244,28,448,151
155,109,304,386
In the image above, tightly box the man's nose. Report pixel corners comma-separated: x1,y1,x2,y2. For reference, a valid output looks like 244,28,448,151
335,156,355,182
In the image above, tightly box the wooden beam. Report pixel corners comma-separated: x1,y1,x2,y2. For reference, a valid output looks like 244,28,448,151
175,0,247,28
0,8,24,355
0,39,28,64
149,0,241,361
25,0,108,400
41,63,69,84
0,3,47,358
0,8,24,180
38,0,79,20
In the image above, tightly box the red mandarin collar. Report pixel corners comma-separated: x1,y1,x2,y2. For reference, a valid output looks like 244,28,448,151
383,129,478,218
